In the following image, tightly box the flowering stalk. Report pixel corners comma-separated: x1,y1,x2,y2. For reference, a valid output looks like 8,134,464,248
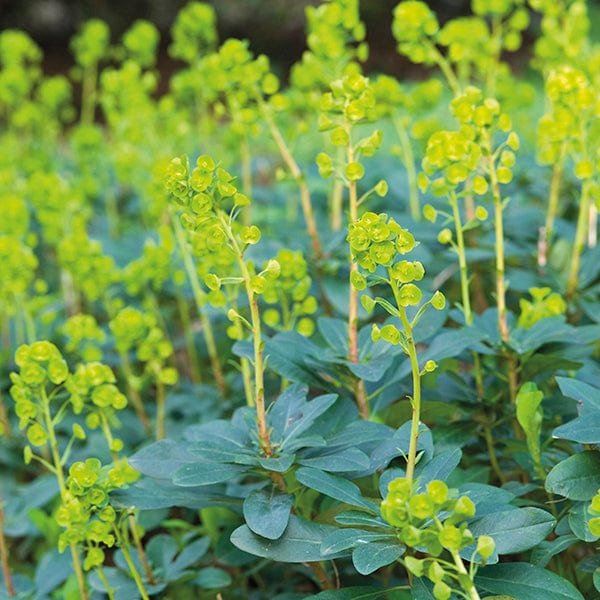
170,210,227,396
217,211,272,456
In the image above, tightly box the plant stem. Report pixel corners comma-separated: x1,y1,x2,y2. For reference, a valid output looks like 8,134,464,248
484,132,509,342
175,292,202,384
430,43,461,97
0,389,11,438
154,373,166,441
0,495,15,597
347,133,369,420
257,95,322,261
394,117,420,221
330,148,345,231
567,178,592,299
395,302,421,486
304,561,335,590
450,549,482,600
128,514,156,585
40,388,88,600
449,191,472,324
118,534,150,600
483,424,506,485
541,147,566,267
240,135,253,227
171,211,227,396
234,318,254,407
81,63,98,126
119,352,151,434
218,212,272,456
95,566,116,600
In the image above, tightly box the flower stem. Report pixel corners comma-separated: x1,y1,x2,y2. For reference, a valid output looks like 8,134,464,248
347,133,369,420
171,210,227,396
395,301,421,486
394,117,420,221
567,178,592,299
40,388,88,600
0,495,15,597
449,191,472,325
257,96,322,260
218,212,272,456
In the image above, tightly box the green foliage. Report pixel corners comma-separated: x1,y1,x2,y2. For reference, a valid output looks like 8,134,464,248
4,1,600,598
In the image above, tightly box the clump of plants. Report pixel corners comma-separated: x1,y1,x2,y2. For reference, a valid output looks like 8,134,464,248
3,1,600,599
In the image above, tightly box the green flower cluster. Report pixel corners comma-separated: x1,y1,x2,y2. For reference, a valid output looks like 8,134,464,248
291,0,366,94
199,38,278,136
0,30,42,114
9,342,69,443
347,211,418,275
166,154,269,309
317,73,387,190
58,229,118,303
62,314,106,362
70,19,110,70
537,66,596,171
392,1,440,65
517,287,567,329
109,307,178,386
123,237,173,297
66,361,128,449
168,1,218,64
261,249,317,337
27,171,88,244
120,19,160,69
57,457,139,570
0,236,38,313
531,0,591,70
419,130,482,197
381,477,495,600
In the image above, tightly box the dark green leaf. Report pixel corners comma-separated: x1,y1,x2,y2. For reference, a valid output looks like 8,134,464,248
530,535,579,568
556,377,600,412
34,549,72,595
475,563,584,600
568,501,599,542
306,587,390,599
318,318,349,354
469,507,555,555
321,528,395,555
414,448,462,488
111,478,233,510
230,515,342,562
295,467,379,513
546,451,600,500
352,540,404,575
193,567,232,589
173,462,248,486
334,511,388,528
126,440,199,479
298,448,371,472
243,489,294,540
257,453,296,472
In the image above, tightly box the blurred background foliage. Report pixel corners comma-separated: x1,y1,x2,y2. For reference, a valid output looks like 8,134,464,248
1,0,599,81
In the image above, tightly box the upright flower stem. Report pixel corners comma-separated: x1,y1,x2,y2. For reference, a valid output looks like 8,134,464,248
394,117,420,221
567,178,593,299
347,133,369,420
218,212,272,456
483,132,519,410
395,301,421,486
171,211,227,396
449,191,472,324
40,388,88,600
540,145,567,266
0,495,15,598
119,352,151,434
257,96,322,261
175,291,202,384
